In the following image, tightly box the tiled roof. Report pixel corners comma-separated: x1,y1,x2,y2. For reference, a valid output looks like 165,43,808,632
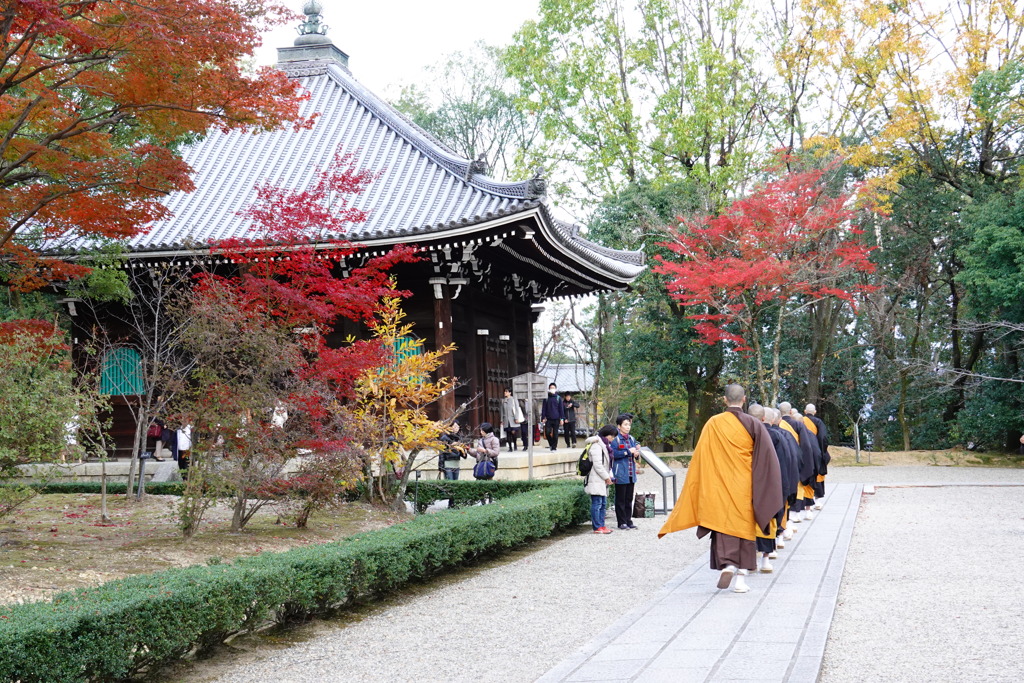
537,363,596,394
117,58,645,284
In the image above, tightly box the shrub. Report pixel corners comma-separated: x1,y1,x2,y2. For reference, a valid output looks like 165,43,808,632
0,483,587,682
2,481,187,496
405,479,564,511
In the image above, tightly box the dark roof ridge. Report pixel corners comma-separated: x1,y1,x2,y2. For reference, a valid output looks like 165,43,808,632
311,62,535,201
549,214,646,268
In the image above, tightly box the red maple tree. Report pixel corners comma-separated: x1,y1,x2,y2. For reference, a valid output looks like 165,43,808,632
0,0,307,292
207,152,417,411
175,151,417,531
654,162,876,401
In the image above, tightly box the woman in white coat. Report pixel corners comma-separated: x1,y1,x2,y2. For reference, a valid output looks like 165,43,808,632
584,425,617,534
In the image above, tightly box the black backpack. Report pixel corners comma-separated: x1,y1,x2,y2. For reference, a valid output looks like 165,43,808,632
577,444,594,477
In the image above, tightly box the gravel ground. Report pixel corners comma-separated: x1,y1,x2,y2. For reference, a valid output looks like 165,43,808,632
820,478,1024,682
157,465,1024,683
827,464,1024,484
161,468,702,683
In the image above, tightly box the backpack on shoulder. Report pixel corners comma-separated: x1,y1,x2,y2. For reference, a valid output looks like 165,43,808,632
577,444,594,477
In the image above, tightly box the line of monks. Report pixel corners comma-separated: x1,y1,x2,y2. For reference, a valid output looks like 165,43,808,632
659,384,831,593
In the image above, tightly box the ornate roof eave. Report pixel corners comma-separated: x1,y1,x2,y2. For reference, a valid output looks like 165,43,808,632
102,203,645,291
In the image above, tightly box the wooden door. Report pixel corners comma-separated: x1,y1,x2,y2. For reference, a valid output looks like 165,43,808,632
481,337,512,429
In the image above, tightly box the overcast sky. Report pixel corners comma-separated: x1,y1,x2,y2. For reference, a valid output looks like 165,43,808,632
256,0,541,96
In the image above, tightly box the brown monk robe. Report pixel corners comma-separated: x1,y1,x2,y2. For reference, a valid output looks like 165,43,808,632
659,384,783,593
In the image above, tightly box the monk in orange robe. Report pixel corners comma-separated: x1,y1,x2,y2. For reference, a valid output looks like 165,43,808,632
659,384,783,593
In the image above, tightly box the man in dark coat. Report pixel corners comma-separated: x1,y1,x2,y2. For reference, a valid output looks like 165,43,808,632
540,382,565,452
562,392,580,449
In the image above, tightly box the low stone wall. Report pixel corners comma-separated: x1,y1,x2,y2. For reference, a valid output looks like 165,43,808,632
16,447,585,486
15,461,180,483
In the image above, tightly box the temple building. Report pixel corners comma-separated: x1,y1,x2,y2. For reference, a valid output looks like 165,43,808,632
83,2,644,454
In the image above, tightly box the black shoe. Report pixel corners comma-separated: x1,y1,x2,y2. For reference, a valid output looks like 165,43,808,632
618,524,629,530
627,524,638,530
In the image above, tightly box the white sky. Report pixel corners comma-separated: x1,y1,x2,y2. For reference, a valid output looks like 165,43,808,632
256,0,541,97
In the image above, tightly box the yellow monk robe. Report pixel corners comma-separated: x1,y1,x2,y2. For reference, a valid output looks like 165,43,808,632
755,517,778,539
804,416,826,484
779,419,799,443
777,419,806,503
658,410,780,541
798,413,823,489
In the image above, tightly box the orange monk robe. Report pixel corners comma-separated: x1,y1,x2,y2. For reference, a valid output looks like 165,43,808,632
659,408,783,541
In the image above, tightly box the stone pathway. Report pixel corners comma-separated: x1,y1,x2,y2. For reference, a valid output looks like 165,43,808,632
538,483,862,682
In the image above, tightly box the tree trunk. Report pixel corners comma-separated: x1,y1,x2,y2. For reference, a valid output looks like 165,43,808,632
126,411,146,498
231,495,245,532
771,310,784,406
683,381,699,451
898,370,911,451
100,459,111,523
806,299,843,406
749,318,767,405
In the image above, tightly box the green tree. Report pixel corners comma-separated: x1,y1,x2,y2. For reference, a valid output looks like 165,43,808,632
504,0,766,203
0,322,108,516
393,43,539,181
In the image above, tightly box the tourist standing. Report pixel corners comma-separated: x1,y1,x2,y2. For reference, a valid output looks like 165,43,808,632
469,422,501,480
540,383,565,452
610,414,642,530
500,388,525,452
584,425,617,534
562,392,580,449
659,385,783,593
438,421,465,480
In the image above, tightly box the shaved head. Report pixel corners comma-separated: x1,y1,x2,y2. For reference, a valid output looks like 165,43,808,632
724,383,746,406
805,403,816,415
778,401,792,415
748,403,765,420
768,408,781,425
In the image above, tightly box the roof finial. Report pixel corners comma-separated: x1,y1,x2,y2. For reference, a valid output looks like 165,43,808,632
295,0,331,45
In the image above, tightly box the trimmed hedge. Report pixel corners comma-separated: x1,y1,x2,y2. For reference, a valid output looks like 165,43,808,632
406,479,566,511
0,482,588,682
16,481,186,496
12,478,573,504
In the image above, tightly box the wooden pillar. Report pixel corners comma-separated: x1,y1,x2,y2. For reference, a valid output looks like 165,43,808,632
431,278,455,419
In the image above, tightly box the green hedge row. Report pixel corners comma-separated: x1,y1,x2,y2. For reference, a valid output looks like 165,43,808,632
0,482,588,682
13,478,572,504
18,481,186,496
406,479,567,511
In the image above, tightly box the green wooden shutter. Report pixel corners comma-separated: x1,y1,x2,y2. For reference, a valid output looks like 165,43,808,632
100,348,143,395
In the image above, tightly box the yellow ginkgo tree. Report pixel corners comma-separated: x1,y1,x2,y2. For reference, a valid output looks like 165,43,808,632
352,296,458,508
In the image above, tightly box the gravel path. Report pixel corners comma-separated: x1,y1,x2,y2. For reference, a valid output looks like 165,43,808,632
161,469,701,683
821,479,1024,682
157,465,1024,682
827,464,1024,484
